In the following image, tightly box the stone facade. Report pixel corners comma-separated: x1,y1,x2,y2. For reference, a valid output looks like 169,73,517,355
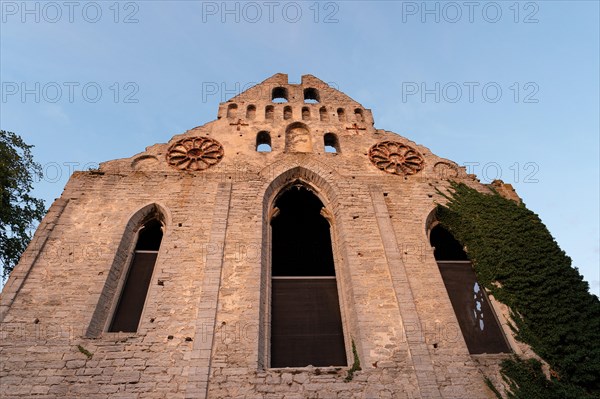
1,74,528,398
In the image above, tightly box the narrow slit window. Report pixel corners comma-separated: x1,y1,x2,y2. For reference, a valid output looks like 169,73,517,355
265,105,274,120
227,103,238,119
256,131,272,152
324,133,340,153
354,108,364,122
302,107,310,121
246,105,256,120
430,225,510,354
337,108,345,122
109,219,163,333
319,106,328,122
284,106,293,120
270,185,347,367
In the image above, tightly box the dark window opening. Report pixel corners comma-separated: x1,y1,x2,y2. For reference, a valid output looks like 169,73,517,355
265,105,274,120
430,225,468,261
272,87,288,103
324,133,339,153
270,185,347,367
256,131,272,152
337,108,345,122
246,105,256,120
354,108,364,122
109,219,163,333
430,225,510,354
319,106,328,122
227,103,237,119
304,88,320,103
284,106,292,120
302,106,310,121
272,186,334,277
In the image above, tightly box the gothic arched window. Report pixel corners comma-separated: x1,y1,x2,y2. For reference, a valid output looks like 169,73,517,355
108,219,163,333
270,185,347,367
430,224,510,354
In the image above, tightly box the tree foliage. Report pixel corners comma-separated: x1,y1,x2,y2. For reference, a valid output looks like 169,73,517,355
0,130,46,279
436,182,600,398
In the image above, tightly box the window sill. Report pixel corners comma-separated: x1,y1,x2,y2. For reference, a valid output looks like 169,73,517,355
263,365,347,374
96,331,141,341
470,353,512,361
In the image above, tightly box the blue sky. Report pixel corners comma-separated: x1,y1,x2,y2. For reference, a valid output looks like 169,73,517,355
1,0,598,294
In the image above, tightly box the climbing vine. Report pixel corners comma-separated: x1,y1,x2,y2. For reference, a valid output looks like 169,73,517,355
77,344,93,359
345,339,362,382
436,182,600,398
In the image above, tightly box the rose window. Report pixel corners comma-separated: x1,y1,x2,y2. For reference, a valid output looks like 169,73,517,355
368,141,424,176
166,137,224,171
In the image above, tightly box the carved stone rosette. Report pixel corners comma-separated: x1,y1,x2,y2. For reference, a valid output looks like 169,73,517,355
368,141,425,176
166,137,224,171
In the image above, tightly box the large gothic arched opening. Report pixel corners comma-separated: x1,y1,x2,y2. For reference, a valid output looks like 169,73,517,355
269,184,347,367
85,203,170,337
430,224,510,354
109,218,164,332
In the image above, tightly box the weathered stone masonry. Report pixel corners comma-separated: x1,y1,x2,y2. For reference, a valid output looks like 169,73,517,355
1,74,527,398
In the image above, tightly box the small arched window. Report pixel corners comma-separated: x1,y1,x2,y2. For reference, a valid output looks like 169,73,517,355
337,108,345,122
324,133,340,153
272,87,288,103
246,105,256,120
284,106,293,120
227,103,238,119
302,107,310,121
430,224,510,354
354,108,364,122
303,87,320,103
265,105,274,120
319,106,328,122
109,219,163,333
256,131,272,152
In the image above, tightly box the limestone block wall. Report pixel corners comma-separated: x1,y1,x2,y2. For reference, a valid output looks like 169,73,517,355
0,74,522,398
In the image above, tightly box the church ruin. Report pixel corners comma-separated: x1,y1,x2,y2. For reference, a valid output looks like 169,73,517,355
0,74,530,398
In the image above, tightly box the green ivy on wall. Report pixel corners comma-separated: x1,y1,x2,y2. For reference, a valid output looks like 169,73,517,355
436,182,600,398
